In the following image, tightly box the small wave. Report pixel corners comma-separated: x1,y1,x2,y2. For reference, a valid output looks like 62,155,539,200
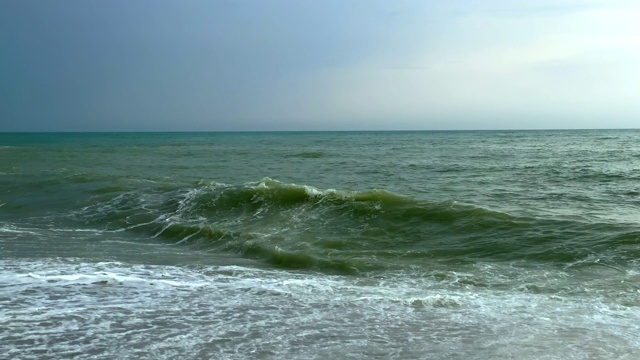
0,224,39,235
24,271,208,289
0,259,210,293
404,295,463,309
286,151,327,159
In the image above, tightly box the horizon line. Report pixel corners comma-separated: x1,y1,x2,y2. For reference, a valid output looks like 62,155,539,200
1,128,639,134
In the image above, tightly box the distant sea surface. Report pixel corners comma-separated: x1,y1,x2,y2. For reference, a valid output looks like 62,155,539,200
1,130,639,359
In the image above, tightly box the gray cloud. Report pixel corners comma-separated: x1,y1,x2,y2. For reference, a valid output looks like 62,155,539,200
1,0,638,131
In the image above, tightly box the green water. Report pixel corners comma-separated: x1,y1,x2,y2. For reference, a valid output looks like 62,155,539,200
1,130,639,359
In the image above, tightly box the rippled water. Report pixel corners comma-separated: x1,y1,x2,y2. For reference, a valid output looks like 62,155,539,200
1,130,639,359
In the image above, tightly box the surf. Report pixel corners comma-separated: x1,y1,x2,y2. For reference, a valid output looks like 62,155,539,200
63,177,639,274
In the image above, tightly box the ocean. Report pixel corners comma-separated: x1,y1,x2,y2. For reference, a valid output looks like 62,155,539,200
1,130,639,359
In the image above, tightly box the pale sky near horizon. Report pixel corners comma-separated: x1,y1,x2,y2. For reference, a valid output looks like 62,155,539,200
1,0,639,131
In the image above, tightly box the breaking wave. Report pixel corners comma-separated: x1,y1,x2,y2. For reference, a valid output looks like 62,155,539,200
62,178,640,274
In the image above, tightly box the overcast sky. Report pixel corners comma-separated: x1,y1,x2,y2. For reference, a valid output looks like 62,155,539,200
1,0,639,131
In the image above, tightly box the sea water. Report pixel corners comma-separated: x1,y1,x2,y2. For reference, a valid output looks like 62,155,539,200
1,130,639,359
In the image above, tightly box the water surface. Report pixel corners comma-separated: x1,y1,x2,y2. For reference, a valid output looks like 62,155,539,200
1,130,639,359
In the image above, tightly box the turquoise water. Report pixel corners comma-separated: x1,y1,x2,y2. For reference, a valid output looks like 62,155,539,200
1,131,639,359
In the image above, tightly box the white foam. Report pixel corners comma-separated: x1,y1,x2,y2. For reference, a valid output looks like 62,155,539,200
0,224,39,235
303,185,324,197
2,258,639,359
